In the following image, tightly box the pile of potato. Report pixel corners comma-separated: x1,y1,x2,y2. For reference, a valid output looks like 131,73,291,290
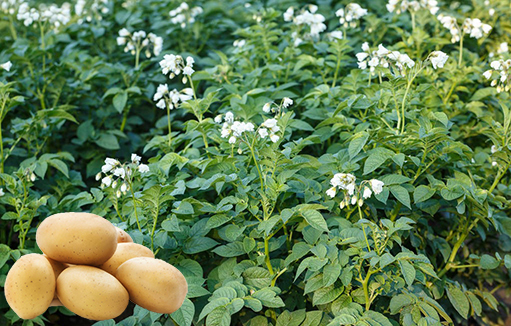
5,212,188,321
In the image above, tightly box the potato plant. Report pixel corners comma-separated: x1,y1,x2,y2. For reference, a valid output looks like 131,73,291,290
1,0,511,325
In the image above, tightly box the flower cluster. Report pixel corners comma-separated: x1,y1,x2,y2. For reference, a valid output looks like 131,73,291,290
159,54,195,84
489,42,509,58
356,43,415,75
483,59,511,93
259,119,280,143
169,2,203,28
326,173,384,208
75,0,109,24
428,51,449,69
17,2,72,29
233,39,246,48
217,112,255,144
336,3,368,28
262,97,293,115
153,84,193,110
1,61,12,72
438,15,492,43
386,0,439,15
283,5,326,45
117,29,163,58
96,155,149,198
1,0,18,15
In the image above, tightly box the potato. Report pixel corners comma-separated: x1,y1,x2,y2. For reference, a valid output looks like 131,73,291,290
99,243,154,275
36,212,117,265
116,257,188,314
115,226,133,243
44,254,67,299
57,265,129,320
5,254,55,319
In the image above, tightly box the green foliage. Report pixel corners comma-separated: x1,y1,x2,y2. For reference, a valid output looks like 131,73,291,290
1,0,511,325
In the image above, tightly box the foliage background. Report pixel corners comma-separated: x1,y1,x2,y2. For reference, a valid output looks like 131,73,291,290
1,0,511,325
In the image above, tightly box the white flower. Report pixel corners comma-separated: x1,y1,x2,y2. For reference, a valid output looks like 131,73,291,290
370,179,384,194
120,183,127,193
225,112,234,123
228,136,237,144
491,145,498,154
492,161,498,167
131,154,141,164
1,61,12,71
326,187,336,198
259,128,269,138
0,188,4,196
346,183,355,196
490,61,502,70
336,3,368,27
214,115,223,123
351,196,357,205
138,164,149,173
102,176,112,187
102,158,119,173
483,70,492,79
282,97,293,108
156,99,166,109
329,31,343,40
183,66,194,76
283,7,294,21
362,187,372,199
270,134,280,143
233,39,246,48
263,103,272,113
113,167,126,179
154,84,169,101
429,51,449,69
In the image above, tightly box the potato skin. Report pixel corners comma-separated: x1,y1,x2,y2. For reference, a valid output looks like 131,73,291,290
5,254,55,319
57,265,129,320
43,254,67,299
116,257,188,314
99,243,154,275
115,227,133,243
36,212,117,265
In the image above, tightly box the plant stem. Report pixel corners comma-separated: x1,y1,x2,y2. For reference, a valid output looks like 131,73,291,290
264,236,274,275
166,104,172,148
248,144,265,193
400,80,413,134
8,16,17,40
358,206,371,252
129,185,142,233
331,45,342,88
120,109,129,131
458,36,464,67
489,160,511,194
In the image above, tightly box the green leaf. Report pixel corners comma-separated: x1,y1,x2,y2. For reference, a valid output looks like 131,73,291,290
470,87,496,101
243,267,272,288
446,286,470,319
440,186,464,201
413,185,435,203
95,133,120,150
48,159,69,178
390,185,411,209
302,210,328,232
0,244,11,269
322,264,341,287
363,148,394,175
171,298,195,326
399,260,415,287
113,91,128,113
380,174,411,186
312,284,344,305
199,298,230,321
389,294,414,314
466,292,482,316
480,254,500,269
213,242,245,257
348,131,369,159
252,289,285,308
183,237,218,254
206,306,231,326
